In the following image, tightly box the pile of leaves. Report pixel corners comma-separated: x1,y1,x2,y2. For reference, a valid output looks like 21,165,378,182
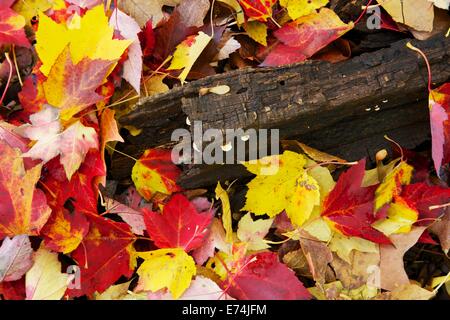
0,0,449,300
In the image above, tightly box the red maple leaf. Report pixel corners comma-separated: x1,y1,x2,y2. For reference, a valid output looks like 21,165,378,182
40,150,105,216
321,159,391,244
400,182,450,224
222,251,311,300
66,213,136,298
143,193,214,252
262,8,353,66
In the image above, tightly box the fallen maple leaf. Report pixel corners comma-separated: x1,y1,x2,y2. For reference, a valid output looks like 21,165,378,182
168,31,212,83
192,218,229,265
237,213,273,251
222,251,311,300
12,0,56,27
35,4,131,76
132,148,181,201
109,9,143,93
40,149,105,216
237,0,277,22
18,105,99,180
66,214,137,297
25,247,70,300
328,233,379,264
400,182,450,222
262,8,353,66
279,0,328,20
372,197,418,236
43,46,116,121
104,196,146,236
41,208,89,254
429,83,450,175
378,0,434,32
137,248,196,299
0,235,33,282
379,226,427,291
143,193,213,252
118,0,181,27
321,159,391,244
244,21,268,46
430,208,450,253
374,161,413,211
215,182,233,243
0,0,30,48
242,151,320,227
0,140,51,239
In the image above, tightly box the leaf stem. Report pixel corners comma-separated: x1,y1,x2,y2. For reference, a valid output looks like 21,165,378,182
0,53,13,106
406,42,432,93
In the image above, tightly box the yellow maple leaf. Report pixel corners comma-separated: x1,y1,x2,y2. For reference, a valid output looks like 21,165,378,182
13,0,65,26
215,182,233,243
35,5,132,76
244,21,268,46
167,31,212,83
375,161,413,211
25,247,70,300
372,197,418,236
136,248,196,299
280,0,329,20
236,213,273,251
329,233,379,264
242,151,320,227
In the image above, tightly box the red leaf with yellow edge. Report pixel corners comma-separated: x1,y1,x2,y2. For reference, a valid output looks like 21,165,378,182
429,83,450,175
238,0,277,22
132,148,181,201
0,140,51,239
41,208,89,254
43,46,116,121
222,251,311,300
400,183,450,224
66,214,137,298
143,194,213,252
262,8,353,66
0,2,30,48
321,160,391,244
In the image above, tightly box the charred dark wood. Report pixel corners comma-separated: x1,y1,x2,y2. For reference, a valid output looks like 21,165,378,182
112,35,450,188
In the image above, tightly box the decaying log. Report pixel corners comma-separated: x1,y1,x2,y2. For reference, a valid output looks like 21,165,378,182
112,35,450,188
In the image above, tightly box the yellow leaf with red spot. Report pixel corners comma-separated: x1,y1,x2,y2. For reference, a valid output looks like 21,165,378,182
279,0,328,20
0,140,51,239
13,0,64,26
242,151,320,227
374,161,413,211
167,31,212,83
137,248,196,299
132,149,181,201
373,196,418,236
35,5,131,76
